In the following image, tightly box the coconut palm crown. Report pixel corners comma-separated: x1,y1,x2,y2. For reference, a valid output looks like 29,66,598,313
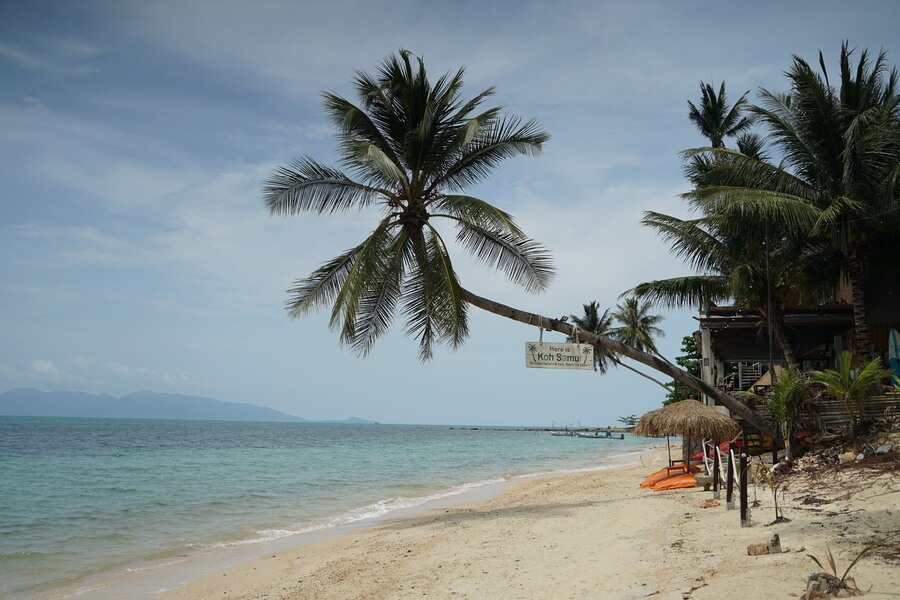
611,296,665,356
569,301,616,373
264,50,554,360
687,81,754,148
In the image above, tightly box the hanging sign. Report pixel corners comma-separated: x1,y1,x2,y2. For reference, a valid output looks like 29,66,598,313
525,342,594,370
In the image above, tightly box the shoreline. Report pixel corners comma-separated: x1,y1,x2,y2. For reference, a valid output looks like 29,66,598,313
162,446,899,600
38,446,652,600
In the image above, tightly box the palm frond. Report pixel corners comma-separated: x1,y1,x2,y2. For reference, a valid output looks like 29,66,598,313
454,223,555,293
346,230,410,356
326,220,401,349
629,276,732,310
401,228,468,360
285,245,363,319
640,212,726,273
436,116,549,192
264,157,383,215
431,194,523,235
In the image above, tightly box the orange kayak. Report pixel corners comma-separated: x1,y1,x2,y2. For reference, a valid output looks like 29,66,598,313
639,464,699,488
652,473,697,491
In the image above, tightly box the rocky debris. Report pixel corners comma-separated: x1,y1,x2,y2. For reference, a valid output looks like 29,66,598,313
794,431,896,470
747,534,782,556
802,572,861,598
838,452,856,464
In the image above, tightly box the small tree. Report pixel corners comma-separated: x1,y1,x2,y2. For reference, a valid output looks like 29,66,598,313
665,335,701,405
810,352,892,434
617,415,638,428
740,366,810,461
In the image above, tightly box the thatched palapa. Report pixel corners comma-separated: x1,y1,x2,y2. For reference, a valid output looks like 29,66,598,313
634,399,741,440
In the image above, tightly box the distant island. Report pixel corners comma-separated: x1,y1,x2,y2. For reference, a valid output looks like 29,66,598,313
0,388,375,423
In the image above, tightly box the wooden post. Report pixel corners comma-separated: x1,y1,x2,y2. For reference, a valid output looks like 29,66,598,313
712,439,720,499
726,443,735,509
740,452,750,527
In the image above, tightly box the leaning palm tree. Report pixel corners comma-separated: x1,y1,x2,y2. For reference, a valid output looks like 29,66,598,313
687,81,754,148
264,50,553,361
265,50,769,430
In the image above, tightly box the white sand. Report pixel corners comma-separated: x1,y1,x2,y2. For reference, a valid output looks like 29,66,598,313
163,448,899,599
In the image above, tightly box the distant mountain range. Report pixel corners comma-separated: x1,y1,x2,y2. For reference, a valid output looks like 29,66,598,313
0,388,375,423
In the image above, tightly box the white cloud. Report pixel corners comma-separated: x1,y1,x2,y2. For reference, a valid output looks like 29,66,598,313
14,224,137,266
0,35,99,73
68,355,95,369
31,359,61,376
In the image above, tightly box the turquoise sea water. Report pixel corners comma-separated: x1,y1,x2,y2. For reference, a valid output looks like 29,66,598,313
0,418,651,598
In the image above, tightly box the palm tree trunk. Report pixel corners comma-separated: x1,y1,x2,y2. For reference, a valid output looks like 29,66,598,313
771,318,800,370
460,288,771,432
846,252,872,360
758,305,799,370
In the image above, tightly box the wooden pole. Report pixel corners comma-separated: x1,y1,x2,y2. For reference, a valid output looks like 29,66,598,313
712,439,720,499
726,443,735,509
740,452,750,526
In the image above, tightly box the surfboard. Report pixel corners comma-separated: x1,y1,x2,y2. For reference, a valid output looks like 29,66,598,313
890,328,900,386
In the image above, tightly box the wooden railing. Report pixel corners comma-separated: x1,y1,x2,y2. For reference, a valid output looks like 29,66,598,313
813,393,900,429
728,389,899,432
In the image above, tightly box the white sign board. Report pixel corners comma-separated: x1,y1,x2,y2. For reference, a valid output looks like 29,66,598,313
525,342,594,370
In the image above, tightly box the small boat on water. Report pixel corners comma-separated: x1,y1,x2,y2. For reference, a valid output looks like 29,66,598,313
550,430,575,436
575,431,624,440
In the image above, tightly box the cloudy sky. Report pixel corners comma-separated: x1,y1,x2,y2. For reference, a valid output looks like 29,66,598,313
1,1,897,425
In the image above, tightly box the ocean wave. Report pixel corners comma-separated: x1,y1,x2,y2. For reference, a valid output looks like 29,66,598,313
230,477,510,545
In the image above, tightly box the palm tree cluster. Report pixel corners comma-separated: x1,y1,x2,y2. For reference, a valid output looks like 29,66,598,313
568,298,668,385
632,42,900,368
262,46,899,432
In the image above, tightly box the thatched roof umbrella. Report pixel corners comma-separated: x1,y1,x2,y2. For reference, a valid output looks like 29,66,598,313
634,399,742,465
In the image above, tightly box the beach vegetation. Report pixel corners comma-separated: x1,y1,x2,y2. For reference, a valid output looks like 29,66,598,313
752,459,787,524
617,414,638,428
630,203,809,369
610,295,665,356
803,542,894,598
809,351,893,434
739,366,812,461
629,78,825,369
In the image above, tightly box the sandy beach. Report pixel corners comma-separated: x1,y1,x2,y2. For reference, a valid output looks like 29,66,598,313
162,447,899,600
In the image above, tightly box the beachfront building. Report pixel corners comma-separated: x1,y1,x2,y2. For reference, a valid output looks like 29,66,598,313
695,279,900,426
